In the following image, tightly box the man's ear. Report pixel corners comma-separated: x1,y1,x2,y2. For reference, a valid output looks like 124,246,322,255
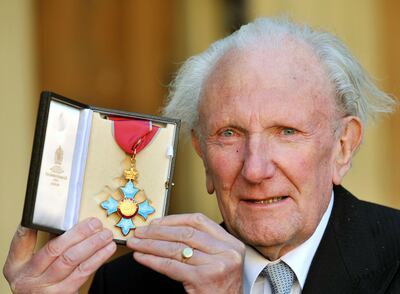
191,129,215,194
333,116,363,185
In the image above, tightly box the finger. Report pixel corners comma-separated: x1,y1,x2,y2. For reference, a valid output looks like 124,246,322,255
47,242,117,294
149,213,236,243
133,251,195,283
3,226,37,280
132,225,230,254
27,217,103,275
128,238,211,265
42,229,114,282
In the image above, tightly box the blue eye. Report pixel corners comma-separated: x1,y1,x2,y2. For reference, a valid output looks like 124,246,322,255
222,129,235,137
282,128,296,135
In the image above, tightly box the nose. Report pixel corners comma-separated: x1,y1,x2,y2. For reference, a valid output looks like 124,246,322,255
241,134,276,184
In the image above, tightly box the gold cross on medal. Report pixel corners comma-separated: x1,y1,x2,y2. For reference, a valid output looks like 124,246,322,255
124,166,138,182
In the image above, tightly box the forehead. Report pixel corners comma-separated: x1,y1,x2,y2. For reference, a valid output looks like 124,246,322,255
199,40,337,128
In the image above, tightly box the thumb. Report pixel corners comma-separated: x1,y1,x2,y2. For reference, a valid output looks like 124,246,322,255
3,225,37,279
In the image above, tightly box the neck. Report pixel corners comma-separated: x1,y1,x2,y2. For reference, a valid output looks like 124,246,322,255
255,243,295,261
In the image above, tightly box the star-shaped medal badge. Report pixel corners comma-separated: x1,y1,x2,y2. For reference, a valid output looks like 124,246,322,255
101,179,155,236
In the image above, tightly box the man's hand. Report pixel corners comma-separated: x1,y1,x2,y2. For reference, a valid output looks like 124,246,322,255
3,218,116,293
127,213,245,294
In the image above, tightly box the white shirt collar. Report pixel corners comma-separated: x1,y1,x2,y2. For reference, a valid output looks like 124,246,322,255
243,191,334,294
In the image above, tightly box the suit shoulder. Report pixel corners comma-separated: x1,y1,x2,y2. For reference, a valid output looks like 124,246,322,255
334,186,400,263
358,198,400,229
335,185,400,229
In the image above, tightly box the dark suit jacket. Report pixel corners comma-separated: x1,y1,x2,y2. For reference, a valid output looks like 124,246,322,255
90,186,400,293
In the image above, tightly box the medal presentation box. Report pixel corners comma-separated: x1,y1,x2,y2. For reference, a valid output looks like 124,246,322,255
22,91,180,244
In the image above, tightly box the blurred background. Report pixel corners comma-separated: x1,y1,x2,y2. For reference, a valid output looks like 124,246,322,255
1,0,399,292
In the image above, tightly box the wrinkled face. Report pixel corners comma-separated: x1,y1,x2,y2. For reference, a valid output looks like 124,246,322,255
195,42,341,258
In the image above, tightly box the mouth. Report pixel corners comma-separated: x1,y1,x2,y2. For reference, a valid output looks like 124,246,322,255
245,196,289,204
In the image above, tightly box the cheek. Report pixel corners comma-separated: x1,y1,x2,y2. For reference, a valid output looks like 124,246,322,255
275,142,334,188
274,145,310,174
310,140,337,179
206,145,244,191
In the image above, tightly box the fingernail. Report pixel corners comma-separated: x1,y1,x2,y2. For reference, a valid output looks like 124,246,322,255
134,252,144,258
129,238,140,245
16,225,29,237
150,218,161,225
135,227,146,236
105,242,116,252
100,229,113,240
88,218,102,231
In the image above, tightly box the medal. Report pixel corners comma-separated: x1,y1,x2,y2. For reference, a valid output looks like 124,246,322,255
101,118,158,236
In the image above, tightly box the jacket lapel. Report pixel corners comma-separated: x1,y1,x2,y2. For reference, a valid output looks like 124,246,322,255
302,186,357,293
302,230,357,293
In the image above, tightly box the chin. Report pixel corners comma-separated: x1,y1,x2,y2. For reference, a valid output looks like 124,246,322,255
229,216,303,250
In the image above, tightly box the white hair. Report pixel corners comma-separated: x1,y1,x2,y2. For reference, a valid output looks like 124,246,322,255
163,17,396,137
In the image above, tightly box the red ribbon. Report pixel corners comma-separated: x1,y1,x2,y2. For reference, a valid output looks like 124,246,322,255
109,116,159,155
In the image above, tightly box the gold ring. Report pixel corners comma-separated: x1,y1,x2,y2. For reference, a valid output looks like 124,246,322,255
181,247,194,260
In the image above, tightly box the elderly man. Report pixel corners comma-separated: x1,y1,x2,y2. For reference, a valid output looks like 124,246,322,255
4,18,400,293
